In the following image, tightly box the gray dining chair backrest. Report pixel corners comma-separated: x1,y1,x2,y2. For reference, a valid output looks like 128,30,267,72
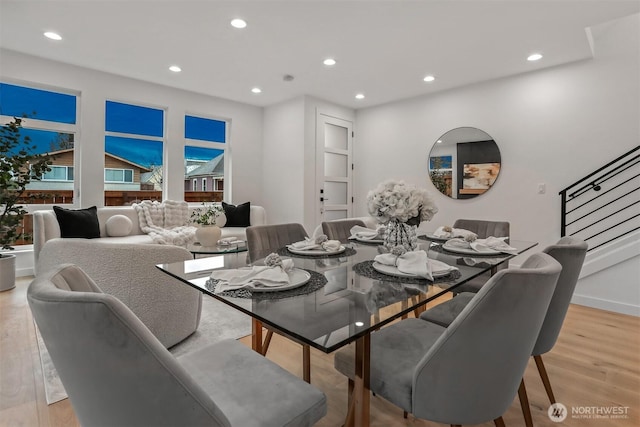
246,223,308,262
533,236,588,355
28,264,327,427
453,218,510,239
451,218,511,293
321,219,366,242
28,264,232,427
412,252,561,424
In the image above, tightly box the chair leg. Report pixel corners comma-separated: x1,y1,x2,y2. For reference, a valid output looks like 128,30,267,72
261,330,273,356
303,344,311,383
494,417,506,427
518,378,534,427
403,410,408,419
534,354,556,404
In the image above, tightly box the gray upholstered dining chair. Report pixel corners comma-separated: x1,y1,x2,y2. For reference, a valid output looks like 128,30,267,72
28,264,327,427
333,252,562,426
420,236,588,426
246,222,309,263
321,219,366,242
245,222,313,380
449,218,510,294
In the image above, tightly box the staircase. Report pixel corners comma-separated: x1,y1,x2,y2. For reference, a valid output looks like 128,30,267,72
559,146,640,316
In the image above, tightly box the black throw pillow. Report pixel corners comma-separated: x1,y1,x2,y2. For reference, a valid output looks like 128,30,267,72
222,201,251,227
53,206,101,238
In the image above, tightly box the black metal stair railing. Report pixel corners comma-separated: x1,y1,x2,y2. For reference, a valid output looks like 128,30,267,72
559,145,640,252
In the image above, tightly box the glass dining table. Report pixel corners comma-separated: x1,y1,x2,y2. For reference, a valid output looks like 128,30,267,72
157,238,537,427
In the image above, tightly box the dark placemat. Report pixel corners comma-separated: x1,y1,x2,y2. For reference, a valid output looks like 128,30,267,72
205,269,328,300
277,246,357,259
350,238,383,246
353,260,461,285
429,242,510,258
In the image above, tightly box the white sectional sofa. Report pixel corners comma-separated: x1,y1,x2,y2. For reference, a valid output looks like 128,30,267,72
32,203,266,348
32,204,267,265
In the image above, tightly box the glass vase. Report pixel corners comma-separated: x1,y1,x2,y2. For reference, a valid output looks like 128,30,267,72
384,218,418,251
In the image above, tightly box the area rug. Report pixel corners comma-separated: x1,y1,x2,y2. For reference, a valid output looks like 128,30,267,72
36,296,252,405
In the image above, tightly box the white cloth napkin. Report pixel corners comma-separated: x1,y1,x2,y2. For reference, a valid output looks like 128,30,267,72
433,226,478,240
446,236,518,254
374,250,445,280
349,225,384,240
288,238,342,252
210,259,295,292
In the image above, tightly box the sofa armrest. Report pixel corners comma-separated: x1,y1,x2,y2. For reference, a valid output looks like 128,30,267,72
32,211,61,265
36,240,200,348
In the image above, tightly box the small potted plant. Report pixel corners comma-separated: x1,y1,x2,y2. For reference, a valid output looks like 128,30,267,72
190,203,224,246
1,117,54,291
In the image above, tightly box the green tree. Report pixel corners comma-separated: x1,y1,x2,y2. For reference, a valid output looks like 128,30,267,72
0,117,54,250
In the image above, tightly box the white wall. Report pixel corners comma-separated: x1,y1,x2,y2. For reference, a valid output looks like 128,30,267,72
354,14,640,314
0,49,264,207
263,97,306,224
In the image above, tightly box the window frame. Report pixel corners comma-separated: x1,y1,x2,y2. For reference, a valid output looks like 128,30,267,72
184,113,229,201
104,99,166,202
0,81,79,212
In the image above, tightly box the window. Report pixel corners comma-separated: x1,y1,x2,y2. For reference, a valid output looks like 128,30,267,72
0,83,77,204
184,115,227,202
0,82,78,246
104,101,164,204
43,166,74,181
105,168,134,183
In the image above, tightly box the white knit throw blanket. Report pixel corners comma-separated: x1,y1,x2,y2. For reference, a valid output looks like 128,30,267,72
133,200,196,246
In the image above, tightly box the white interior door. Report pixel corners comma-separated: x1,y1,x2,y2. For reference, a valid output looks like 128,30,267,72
316,113,353,225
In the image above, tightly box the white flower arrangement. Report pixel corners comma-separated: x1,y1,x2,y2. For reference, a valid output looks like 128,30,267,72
190,203,223,226
366,180,438,224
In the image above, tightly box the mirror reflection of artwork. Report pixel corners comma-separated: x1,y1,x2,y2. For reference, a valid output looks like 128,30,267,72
462,163,501,194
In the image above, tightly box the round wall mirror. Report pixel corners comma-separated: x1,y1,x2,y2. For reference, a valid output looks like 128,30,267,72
428,127,501,199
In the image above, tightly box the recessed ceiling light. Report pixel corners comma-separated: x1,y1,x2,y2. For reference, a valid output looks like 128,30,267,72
251,87,262,94
355,93,365,100
44,32,62,41
527,53,543,61
436,139,442,144
231,19,247,29
423,75,435,82
169,65,182,73
323,58,336,66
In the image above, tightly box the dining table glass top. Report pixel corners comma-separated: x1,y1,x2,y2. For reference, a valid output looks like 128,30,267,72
157,239,537,353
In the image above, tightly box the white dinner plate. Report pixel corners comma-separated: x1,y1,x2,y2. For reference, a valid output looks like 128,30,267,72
372,261,453,278
286,245,346,256
441,241,501,256
422,233,451,243
354,236,384,244
249,268,311,292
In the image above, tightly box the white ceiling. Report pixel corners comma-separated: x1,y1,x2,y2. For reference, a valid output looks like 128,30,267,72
1,0,639,109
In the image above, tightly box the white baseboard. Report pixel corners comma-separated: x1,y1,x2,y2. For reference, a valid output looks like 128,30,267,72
571,294,640,317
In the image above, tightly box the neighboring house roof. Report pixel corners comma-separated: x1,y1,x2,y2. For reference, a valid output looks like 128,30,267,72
48,148,152,172
185,154,224,178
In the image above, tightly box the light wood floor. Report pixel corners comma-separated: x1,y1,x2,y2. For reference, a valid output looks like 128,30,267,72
1,276,638,427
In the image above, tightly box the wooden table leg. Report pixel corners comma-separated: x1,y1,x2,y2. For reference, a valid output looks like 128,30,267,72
354,334,371,427
251,319,263,354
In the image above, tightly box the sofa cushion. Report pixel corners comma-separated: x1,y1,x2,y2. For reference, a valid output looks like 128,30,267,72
222,201,251,227
53,206,101,239
106,215,133,237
